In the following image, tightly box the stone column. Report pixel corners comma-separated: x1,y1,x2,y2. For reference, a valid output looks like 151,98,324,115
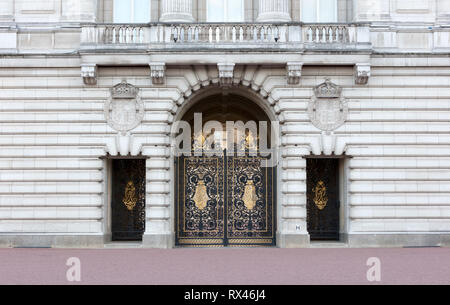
257,0,291,23
0,0,14,22
160,0,195,22
61,0,97,22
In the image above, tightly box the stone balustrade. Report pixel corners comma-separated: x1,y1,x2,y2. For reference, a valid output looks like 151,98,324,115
170,24,287,43
80,23,371,50
304,24,351,43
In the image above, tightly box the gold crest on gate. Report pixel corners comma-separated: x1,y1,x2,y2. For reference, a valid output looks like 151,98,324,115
313,180,328,210
243,180,257,210
123,181,138,211
193,180,208,210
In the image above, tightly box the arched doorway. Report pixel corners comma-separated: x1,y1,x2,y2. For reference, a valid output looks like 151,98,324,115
174,93,277,247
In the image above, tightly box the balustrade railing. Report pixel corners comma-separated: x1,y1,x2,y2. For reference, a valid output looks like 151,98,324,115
169,24,286,43
81,23,370,48
303,24,353,44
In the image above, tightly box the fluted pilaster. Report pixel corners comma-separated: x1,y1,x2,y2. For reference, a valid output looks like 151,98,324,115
160,0,195,22
257,0,291,23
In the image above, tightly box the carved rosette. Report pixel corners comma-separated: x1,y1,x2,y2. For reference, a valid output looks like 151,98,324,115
308,79,348,132
105,81,144,134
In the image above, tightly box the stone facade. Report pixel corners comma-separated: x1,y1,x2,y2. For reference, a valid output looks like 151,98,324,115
0,0,450,248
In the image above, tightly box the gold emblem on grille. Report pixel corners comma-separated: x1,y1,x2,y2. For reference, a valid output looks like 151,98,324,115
123,181,137,211
243,180,257,210
193,180,208,210
245,132,257,150
193,132,206,150
313,180,328,210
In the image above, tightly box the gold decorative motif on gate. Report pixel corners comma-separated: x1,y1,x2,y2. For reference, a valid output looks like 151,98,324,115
193,179,209,210
123,181,137,211
193,132,206,150
313,180,328,210
245,132,258,150
243,180,257,210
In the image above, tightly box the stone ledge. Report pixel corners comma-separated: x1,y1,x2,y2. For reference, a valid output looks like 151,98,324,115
277,233,310,248
347,233,450,248
142,233,173,249
0,234,104,248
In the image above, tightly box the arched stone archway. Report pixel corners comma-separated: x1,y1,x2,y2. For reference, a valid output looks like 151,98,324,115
172,89,278,247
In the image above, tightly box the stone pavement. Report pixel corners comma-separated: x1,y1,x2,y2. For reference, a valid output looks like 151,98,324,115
0,247,448,285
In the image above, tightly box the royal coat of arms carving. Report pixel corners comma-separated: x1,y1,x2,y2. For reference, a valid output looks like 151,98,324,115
307,79,348,132
105,81,144,133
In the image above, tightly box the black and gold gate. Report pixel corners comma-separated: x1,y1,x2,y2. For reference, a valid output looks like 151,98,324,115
306,158,340,240
111,159,146,241
176,152,276,247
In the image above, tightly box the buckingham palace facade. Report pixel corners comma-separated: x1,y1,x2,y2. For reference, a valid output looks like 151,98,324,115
0,0,450,248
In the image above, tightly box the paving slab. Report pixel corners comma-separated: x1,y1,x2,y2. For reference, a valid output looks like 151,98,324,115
0,248,448,285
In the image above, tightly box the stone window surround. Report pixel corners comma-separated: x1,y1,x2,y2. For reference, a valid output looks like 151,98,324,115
98,0,352,23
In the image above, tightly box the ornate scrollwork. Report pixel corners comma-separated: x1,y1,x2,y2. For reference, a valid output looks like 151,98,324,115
177,152,275,246
181,156,224,237
112,159,146,241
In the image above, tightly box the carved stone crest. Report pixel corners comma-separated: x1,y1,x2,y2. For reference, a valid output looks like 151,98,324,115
308,79,348,132
105,81,144,133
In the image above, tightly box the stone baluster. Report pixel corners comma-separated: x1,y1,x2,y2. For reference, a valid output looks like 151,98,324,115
160,0,195,22
257,0,291,23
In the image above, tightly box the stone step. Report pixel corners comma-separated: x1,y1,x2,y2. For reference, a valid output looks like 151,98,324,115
103,242,144,249
309,242,349,248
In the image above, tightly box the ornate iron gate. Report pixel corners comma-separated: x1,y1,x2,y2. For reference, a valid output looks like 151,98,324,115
176,152,276,247
111,159,146,241
306,158,340,240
